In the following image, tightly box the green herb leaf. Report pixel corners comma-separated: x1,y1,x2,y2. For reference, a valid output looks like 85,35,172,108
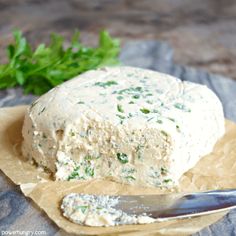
95,80,118,88
176,124,181,132
69,130,75,136
116,95,123,101
161,130,168,137
38,107,46,115
76,205,89,214
85,166,95,177
132,94,140,99
146,93,153,97
116,114,125,120
67,166,80,180
140,108,150,114
117,153,128,164
125,176,136,181
160,167,168,175
0,30,120,95
174,103,191,112
118,86,143,95
117,104,124,113
84,155,93,161
167,117,175,122
163,179,172,184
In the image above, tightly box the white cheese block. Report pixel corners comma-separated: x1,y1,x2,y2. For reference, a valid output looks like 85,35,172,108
21,66,225,188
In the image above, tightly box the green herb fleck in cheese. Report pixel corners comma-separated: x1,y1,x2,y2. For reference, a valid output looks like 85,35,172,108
140,108,150,114
117,104,124,113
160,167,168,175
95,80,118,88
38,107,46,115
116,114,125,120
174,103,191,112
117,153,128,164
117,95,124,101
132,94,140,99
67,166,80,180
85,166,94,177
76,205,89,214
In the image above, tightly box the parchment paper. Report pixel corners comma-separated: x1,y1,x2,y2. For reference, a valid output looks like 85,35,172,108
0,106,236,235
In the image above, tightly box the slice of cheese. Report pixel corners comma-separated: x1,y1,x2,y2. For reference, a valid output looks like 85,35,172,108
21,66,225,188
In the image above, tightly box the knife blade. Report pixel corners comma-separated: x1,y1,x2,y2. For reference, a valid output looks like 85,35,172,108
112,189,236,220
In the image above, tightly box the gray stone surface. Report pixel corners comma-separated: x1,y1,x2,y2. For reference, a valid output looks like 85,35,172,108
2,0,236,80
0,41,236,235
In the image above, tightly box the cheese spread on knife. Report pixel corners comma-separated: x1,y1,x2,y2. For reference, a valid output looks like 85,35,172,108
21,66,225,188
61,193,155,227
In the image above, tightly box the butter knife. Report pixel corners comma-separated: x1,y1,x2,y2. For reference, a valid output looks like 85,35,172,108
113,189,236,220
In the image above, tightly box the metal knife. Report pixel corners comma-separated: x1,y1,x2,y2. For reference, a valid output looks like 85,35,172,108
112,189,236,220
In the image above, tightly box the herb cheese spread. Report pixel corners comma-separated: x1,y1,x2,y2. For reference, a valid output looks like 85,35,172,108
61,193,155,226
22,66,225,188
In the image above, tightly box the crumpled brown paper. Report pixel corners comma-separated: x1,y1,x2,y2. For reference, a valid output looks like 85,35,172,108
0,106,236,236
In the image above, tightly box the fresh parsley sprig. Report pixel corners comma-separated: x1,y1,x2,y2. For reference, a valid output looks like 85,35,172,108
0,30,120,95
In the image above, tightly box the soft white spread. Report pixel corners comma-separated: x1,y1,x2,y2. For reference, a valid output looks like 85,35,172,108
21,66,225,188
61,193,156,226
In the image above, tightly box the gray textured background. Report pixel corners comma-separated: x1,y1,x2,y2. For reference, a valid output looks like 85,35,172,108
0,41,236,235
